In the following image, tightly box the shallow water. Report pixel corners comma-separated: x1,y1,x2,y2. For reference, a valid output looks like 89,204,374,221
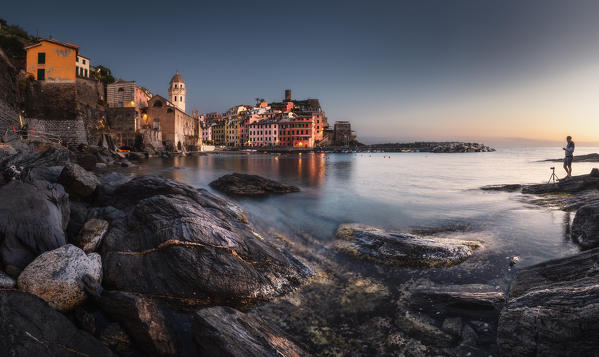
135,147,594,265
131,147,596,355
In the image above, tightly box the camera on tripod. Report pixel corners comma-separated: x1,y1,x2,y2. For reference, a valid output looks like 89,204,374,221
548,167,558,183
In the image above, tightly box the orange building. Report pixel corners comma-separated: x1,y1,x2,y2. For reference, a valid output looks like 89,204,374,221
24,39,81,82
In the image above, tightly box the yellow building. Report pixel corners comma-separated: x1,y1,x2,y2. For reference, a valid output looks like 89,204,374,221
24,39,81,82
212,121,226,145
225,119,240,147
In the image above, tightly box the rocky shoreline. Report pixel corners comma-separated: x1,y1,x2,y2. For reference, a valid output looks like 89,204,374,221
1,134,598,356
0,136,313,356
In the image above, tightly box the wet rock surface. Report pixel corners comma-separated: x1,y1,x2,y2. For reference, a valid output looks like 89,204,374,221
497,248,599,356
209,172,300,196
0,290,114,357
335,224,481,267
96,175,313,308
0,270,16,288
59,162,100,198
0,180,68,277
75,218,109,253
408,283,505,318
571,203,599,249
193,306,308,357
18,244,102,311
481,169,599,211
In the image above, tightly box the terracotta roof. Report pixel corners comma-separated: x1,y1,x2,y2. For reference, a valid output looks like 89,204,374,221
24,38,80,51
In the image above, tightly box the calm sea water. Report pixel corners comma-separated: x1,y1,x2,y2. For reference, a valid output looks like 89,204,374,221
135,147,596,267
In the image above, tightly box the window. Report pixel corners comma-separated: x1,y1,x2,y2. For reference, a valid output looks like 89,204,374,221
180,96,182,101
83,59,86,65
174,96,177,101
37,68,45,80
84,69,87,77
38,53,45,64
153,101,163,107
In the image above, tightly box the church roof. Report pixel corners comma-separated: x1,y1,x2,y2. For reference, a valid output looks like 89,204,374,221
169,72,184,84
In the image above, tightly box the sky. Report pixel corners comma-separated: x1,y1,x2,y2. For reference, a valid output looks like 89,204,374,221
3,0,599,145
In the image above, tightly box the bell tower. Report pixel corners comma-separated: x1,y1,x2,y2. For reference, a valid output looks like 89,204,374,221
168,72,186,112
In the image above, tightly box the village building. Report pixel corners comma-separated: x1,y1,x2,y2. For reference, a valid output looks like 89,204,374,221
212,121,226,145
76,55,90,78
168,72,186,112
145,94,199,151
333,121,356,146
279,114,315,148
107,80,152,109
248,120,279,147
24,38,82,82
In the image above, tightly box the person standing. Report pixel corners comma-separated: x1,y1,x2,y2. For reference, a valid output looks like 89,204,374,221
562,136,575,179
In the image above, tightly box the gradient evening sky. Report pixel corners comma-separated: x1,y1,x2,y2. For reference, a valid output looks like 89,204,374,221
3,0,599,145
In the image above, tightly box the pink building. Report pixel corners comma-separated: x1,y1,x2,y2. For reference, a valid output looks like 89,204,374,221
248,121,279,147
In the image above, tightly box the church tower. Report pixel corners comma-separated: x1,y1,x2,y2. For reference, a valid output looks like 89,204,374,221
168,72,186,112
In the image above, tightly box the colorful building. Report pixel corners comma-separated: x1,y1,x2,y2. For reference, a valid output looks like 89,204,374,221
212,121,226,145
24,38,82,82
248,120,279,147
279,115,315,148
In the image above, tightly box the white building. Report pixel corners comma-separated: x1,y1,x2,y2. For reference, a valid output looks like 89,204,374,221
76,55,89,78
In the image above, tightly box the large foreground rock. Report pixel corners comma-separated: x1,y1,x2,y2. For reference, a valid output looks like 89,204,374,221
59,162,100,198
335,224,481,267
571,202,599,249
497,248,599,356
0,180,68,277
0,290,114,357
97,175,312,308
18,244,102,311
193,306,307,357
209,172,300,196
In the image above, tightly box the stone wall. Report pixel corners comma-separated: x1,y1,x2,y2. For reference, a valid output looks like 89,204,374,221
26,118,87,145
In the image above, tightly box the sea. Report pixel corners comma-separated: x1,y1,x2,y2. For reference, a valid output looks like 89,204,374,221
131,147,597,355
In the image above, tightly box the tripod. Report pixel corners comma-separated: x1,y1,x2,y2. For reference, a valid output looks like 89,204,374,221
548,167,559,183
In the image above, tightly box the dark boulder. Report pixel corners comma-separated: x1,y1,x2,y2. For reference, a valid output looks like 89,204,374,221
335,224,481,267
571,202,599,249
59,162,100,198
209,173,300,196
0,290,114,357
497,248,599,356
95,290,192,356
97,175,312,309
193,306,308,357
0,180,68,277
